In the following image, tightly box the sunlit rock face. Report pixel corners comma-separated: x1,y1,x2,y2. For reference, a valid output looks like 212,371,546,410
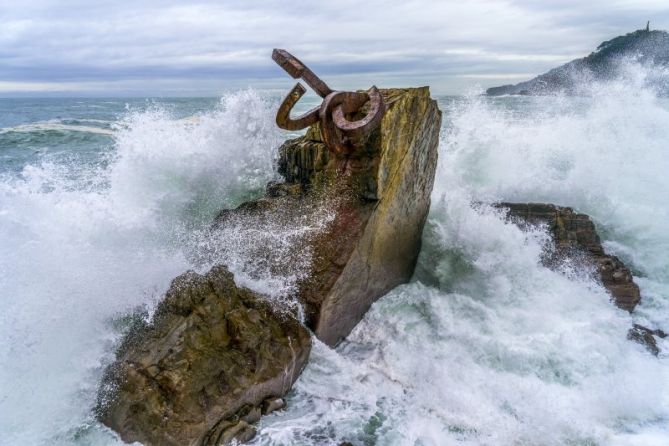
97,87,441,445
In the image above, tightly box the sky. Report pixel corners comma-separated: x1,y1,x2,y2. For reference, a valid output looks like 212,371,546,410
1,0,668,96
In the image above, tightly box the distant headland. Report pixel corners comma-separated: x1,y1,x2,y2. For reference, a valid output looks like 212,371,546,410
487,25,669,96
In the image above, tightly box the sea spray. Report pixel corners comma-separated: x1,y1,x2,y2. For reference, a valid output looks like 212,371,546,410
0,91,304,445
253,66,669,445
2,70,669,445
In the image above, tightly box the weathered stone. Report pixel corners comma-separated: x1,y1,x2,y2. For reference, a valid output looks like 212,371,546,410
97,265,311,446
215,87,441,346
499,203,641,312
628,324,667,356
261,397,285,415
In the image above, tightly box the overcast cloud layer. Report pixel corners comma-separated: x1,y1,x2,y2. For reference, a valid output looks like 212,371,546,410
1,0,668,96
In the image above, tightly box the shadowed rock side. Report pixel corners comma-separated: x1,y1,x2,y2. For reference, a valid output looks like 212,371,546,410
219,87,441,346
97,266,311,446
499,203,664,354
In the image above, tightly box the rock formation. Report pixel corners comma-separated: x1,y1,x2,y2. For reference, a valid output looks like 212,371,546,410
500,203,664,354
628,324,667,356
97,266,311,445
219,87,441,346
98,86,441,445
500,202,640,311
486,28,669,96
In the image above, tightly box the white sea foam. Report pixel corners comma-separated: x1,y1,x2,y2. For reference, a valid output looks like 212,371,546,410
253,65,669,445
2,67,669,446
0,90,291,445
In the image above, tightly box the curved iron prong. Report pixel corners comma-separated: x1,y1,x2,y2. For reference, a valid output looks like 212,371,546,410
332,86,385,140
319,91,370,155
272,49,334,98
276,83,320,131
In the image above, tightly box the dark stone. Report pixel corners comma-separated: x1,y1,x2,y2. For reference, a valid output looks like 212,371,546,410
97,266,311,446
261,397,286,415
500,202,641,312
628,324,667,356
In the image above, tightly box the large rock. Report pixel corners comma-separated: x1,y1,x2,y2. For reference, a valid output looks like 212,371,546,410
98,86,441,445
218,87,441,346
500,202,641,312
500,203,665,355
97,266,311,446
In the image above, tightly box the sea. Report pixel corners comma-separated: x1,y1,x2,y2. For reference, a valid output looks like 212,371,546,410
1,64,669,445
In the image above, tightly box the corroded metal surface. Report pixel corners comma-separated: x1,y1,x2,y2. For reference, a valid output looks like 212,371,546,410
272,49,385,155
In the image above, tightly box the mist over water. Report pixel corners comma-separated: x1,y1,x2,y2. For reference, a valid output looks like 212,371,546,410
0,91,286,445
255,68,669,445
1,66,669,446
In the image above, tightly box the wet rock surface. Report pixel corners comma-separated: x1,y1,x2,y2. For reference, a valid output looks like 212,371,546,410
98,87,441,445
500,203,666,355
500,202,641,312
628,324,667,356
216,87,441,346
97,266,310,446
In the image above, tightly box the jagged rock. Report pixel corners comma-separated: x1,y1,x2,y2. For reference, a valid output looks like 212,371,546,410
500,203,641,312
97,265,311,446
628,324,667,356
215,87,441,346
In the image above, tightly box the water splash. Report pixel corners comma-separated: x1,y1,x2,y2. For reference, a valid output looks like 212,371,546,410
0,90,297,445
255,63,669,445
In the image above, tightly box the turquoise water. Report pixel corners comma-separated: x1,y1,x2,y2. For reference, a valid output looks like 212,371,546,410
1,78,669,445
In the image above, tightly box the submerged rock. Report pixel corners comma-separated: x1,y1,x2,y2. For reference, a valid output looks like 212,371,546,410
628,324,667,356
500,202,640,312
97,266,311,446
217,87,441,346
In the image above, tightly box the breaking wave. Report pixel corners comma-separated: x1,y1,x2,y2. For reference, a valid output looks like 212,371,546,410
0,90,303,445
253,64,669,445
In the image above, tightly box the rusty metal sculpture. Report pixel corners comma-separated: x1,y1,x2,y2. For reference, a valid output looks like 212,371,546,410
272,49,385,155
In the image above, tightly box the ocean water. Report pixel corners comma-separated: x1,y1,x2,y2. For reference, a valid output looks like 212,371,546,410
1,70,669,445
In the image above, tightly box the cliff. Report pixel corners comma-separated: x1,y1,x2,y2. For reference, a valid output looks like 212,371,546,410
487,28,669,96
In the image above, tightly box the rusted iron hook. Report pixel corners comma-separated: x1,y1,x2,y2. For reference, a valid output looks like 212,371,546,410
272,49,385,154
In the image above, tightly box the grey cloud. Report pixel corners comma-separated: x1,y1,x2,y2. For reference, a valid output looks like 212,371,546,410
0,0,668,95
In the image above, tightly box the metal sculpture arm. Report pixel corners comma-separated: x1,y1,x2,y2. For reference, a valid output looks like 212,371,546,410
272,49,386,155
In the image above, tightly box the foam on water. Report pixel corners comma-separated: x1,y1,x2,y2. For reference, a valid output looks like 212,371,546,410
0,121,115,136
0,90,287,445
253,65,669,445
2,67,669,446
